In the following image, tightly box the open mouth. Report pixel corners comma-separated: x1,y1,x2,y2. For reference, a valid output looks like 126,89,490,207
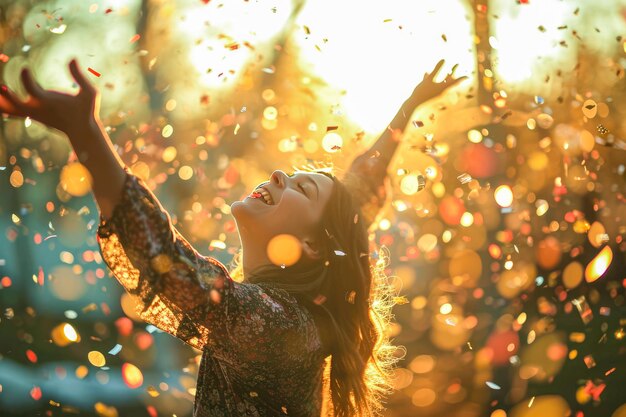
249,184,274,205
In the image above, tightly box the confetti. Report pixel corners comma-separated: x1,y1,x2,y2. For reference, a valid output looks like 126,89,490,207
108,344,123,355
583,355,596,369
88,351,106,367
486,381,501,390
87,67,101,77
572,296,593,325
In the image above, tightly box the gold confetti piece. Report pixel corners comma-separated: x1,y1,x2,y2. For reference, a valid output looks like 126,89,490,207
146,386,160,397
82,303,98,313
94,402,118,417
88,351,106,367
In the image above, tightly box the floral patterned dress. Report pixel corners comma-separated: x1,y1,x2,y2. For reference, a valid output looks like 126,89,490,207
96,168,328,416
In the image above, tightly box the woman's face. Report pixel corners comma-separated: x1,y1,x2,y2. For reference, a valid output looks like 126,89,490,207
231,170,334,267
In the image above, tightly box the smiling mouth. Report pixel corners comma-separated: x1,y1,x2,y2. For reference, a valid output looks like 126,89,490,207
249,185,275,205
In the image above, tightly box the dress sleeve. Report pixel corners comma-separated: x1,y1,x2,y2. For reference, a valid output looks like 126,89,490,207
96,168,311,356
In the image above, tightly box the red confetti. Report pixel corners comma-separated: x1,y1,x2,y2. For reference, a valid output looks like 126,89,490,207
37,267,44,286
0,53,9,63
30,386,42,400
129,34,141,43
583,380,606,401
105,8,113,14
331,145,342,150
147,405,157,417
87,67,101,77
1,276,11,287
326,126,338,131
26,349,38,363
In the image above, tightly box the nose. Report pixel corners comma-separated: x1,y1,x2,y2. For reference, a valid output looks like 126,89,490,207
270,170,287,188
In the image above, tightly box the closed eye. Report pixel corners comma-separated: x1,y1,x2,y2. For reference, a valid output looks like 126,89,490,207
298,183,307,197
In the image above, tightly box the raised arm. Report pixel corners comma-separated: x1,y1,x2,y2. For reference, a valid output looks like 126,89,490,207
1,60,313,359
345,59,467,228
0,59,126,219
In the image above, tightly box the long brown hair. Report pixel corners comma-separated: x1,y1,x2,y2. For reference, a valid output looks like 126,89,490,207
231,170,401,416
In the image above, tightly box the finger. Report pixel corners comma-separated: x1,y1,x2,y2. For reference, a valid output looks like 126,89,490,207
446,75,469,87
0,85,27,116
429,59,445,78
69,58,95,93
20,68,47,100
450,63,459,76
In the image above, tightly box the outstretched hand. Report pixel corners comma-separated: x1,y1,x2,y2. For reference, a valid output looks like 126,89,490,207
0,58,100,136
406,59,467,106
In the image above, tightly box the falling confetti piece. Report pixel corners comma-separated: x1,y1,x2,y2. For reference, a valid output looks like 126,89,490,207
486,381,501,390
108,344,123,355
30,386,42,400
26,349,38,363
583,355,596,369
572,295,593,325
37,266,44,286
87,67,101,77
129,34,141,43
88,351,106,367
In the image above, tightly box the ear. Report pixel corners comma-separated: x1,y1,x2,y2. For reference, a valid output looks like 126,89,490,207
301,237,322,261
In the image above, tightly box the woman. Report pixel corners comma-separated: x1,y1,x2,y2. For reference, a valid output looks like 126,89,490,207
0,59,463,416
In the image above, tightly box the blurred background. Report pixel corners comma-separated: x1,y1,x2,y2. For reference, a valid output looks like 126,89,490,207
1,0,625,416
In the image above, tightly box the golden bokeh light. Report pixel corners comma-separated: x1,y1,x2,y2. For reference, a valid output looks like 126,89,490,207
122,363,144,389
321,132,343,153
585,245,612,283
494,185,513,208
562,261,583,289
266,234,302,267
51,322,81,346
60,162,93,197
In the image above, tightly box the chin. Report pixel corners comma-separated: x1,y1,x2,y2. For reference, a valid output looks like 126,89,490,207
231,200,263,232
